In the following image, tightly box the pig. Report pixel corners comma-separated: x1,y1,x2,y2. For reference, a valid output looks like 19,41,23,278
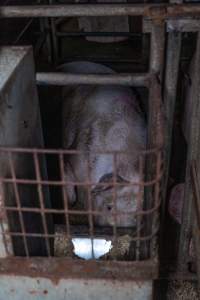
60,61,147,227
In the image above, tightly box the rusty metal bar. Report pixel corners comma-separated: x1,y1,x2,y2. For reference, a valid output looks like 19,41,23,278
0,181,13,257
0,204,161,219
0,225,159,242
0,173,163,188
147,21,165,260
112,153,118,248
191,161,200,292
1,4,200,18
86,158,95,259
8,152,29,257
161,30,181,247
59,153,70,238
33,152,51,256
0,146,161,156
36,72,150,87
136,155,144,261
178,32,200,272
0,257,158,280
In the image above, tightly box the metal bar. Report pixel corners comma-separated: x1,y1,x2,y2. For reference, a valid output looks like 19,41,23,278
0,181,13,257
1,4,200,18
36,72,150,87
8,152,29,257
161,30,181,251
191,161,200,292
13,18,34,45
0,257,158,280
0,201,161,218
112,153,118,250
56,31,143,37
191,162,200,232
0,226,159,242
59,153,71,238
178,32,200,272
0,174,163,188
147,21,165,260
86,158,95,259
136,155,144,261
0,202,160,217
33,152,51,256
167,18,200,32
49,0,59,65
0,146,161,155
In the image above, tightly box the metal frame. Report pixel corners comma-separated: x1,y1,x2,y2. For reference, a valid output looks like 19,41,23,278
1,0,200,288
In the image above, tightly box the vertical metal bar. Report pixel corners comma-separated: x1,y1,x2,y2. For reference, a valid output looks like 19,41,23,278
8,152,29,257
178,32,200,272
49,0,59,65
112,153,118,250
136,155,143,261
151,150,162,258
146,22,165,258
162,30,181,228
59,153,70,238
191,162,200,294
33,151,51,256
86,157,94,259
0,181,13,257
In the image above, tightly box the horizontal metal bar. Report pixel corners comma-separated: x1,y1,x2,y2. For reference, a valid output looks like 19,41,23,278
167,18,200,32
0,172,162,187
56,31,143,38
0,146,162,155
0,200,161,217
1,4,200,19
36,72,150,87
0,227,159,242
0,257,158,280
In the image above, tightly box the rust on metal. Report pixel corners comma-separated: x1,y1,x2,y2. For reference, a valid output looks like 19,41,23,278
0,257,158,281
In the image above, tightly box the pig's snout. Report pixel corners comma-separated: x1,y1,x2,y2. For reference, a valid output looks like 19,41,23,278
93,187,139,227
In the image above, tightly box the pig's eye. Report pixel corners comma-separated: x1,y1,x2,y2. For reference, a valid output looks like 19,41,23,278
107,205,112,211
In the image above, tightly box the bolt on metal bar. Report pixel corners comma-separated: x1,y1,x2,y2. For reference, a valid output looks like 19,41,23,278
1,4,200,18
36,72,150,87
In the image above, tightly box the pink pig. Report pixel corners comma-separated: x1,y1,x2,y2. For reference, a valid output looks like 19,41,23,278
60,61,147,227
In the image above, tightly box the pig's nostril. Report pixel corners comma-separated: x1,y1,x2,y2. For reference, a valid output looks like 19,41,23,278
107,205,112,211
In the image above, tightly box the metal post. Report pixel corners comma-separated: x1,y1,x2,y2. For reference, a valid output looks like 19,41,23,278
178,32,200,272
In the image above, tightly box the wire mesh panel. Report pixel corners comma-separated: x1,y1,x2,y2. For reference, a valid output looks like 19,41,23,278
0,147,163,261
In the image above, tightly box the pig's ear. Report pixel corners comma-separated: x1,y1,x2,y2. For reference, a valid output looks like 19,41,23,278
92,173,129,194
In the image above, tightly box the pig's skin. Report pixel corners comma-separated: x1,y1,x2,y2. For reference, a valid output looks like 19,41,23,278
61,62,147,227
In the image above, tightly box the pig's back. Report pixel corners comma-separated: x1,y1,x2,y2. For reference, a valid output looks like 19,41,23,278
61,62,146,152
